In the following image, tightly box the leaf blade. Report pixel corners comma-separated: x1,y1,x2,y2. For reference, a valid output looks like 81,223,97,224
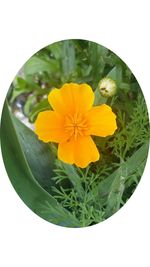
1,101,81,227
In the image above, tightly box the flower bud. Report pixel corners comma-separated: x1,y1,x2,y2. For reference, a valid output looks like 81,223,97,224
98,77,117,97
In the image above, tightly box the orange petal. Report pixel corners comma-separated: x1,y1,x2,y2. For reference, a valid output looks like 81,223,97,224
35,110,69,143
48,83,94,115
58,136,100,168
86,104,117,137
58,138,75,164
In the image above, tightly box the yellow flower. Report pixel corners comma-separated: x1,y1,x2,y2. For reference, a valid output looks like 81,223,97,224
35,83,117,168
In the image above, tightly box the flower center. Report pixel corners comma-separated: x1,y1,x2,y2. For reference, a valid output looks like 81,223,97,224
64,113,89,140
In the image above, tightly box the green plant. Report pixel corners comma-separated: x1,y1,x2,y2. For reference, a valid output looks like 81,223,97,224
1,39,149,227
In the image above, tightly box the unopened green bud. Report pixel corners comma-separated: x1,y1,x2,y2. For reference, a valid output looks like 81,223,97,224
98,77,117,97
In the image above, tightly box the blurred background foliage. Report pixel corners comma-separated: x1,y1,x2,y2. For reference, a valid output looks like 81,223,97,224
9,39,138,124
2,39,149,227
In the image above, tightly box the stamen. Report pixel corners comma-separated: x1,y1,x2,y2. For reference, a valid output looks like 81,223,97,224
64,113,89,140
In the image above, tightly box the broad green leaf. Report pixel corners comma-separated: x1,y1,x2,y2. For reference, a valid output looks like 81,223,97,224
88,42,108,86
94,87,107,106
105,168,126,217
24,56,59,76
17,77,27,88
23,94,36,116
10,87,32,103
107,65,122,83
119,82,130,92
28,99,50,122
81,65,92,76
10,76,40,103
47,42,63,60
1,101,81,227
61,40,76,81
11,113,55,192
105,143,148,217
97,141,149,207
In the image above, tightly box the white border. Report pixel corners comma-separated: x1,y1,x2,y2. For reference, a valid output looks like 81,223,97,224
0,1,150,266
